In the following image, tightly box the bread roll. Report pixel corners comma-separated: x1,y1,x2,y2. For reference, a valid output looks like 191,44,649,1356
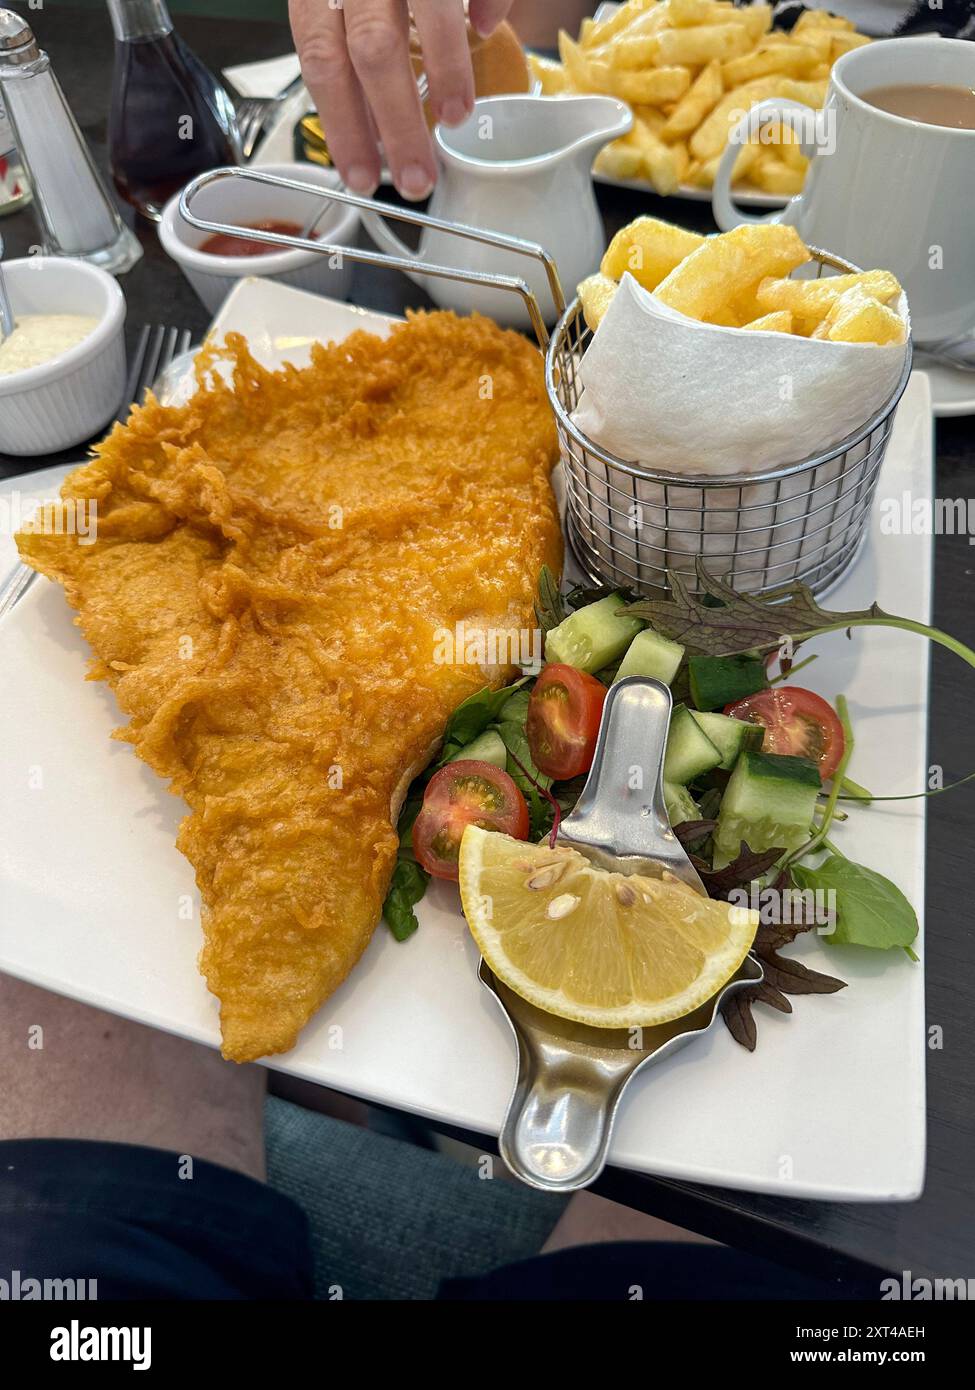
410,20,530,127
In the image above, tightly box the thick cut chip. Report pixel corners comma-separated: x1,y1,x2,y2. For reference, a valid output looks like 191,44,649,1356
777,76,828,107
741,309,794,333
589,139,642,182
812,286,906,345
830,32,871,60
722,40,820,86
611,64,692,105
653,22,753,68
794,10,856,34
749,151,805,195
578,272,619,330
685,142,759,189
630,115,688,193
661,60,724,141
653,222,810,322
528,52,566,94
690,77,785,160
755,268,902,319
593,139,644,181
601,215,705,290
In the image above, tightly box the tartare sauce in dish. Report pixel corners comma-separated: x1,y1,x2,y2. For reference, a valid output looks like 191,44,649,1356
0,314,100,375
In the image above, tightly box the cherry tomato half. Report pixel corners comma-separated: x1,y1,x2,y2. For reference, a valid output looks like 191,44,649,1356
724,686,845,781
526,663,608,781
412,759,529,881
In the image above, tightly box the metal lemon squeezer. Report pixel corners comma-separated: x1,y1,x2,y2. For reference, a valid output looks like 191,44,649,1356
479,677,763,1192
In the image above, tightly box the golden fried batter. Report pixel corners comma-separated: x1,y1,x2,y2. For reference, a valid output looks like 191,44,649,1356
18,312,561,1061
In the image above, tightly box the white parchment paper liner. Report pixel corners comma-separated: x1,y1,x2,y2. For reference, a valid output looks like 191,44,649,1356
568,273,909,589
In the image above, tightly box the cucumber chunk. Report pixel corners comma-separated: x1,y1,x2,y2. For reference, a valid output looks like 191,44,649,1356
690,710,764,771
613,628,685,686
448,729,508,769
545,594,643,674
663,704,723,785
664,781,700,828
714,750,821,866
688,654,768,711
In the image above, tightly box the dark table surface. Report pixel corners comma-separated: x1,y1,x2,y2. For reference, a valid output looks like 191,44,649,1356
2,6,973,1291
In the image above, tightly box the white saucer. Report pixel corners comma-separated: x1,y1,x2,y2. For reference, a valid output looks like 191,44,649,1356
913,354,975,418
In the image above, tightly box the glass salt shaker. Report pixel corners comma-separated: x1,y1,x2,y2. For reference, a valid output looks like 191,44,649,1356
0,8,141,272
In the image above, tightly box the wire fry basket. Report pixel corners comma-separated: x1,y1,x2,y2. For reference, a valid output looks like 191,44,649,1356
547,249,913,599
179,172,911,601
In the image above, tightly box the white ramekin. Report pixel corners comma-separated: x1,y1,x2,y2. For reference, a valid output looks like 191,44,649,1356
158,162,359,315
0,257,127,457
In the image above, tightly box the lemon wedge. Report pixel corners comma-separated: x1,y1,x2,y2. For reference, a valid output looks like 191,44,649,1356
458,826,759,1029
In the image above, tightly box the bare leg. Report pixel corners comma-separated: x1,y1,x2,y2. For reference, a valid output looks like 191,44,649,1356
268,1072,369,1127
0,973,266,1181
542,1191,717,1251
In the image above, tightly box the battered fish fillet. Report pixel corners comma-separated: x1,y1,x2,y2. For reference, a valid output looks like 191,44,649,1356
17,312,561,1062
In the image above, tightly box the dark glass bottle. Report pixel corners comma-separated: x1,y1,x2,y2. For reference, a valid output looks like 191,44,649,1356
107,0,241,222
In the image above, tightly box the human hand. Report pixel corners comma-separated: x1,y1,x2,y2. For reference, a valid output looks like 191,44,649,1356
289,0,514,201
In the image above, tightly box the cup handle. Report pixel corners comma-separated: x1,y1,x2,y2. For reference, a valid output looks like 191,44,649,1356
712,97,820,231
359,205,428,290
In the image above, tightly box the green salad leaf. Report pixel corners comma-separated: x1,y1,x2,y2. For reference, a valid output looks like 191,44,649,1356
564,580,638,610
791,855,919,953
437,679,528,765
498,688,531,724
395,791,425,856
535,564,567,636
496,689,551,791
383,858,430,942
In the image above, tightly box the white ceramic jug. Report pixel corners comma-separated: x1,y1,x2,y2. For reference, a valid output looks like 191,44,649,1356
360,94,632,330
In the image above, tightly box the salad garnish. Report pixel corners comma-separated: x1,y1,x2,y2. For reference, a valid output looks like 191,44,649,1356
623,557,975,672
383,562,966,1048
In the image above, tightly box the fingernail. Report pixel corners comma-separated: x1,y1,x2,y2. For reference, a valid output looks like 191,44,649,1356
440,97,471,127
345,164,379,196
398,163,435,201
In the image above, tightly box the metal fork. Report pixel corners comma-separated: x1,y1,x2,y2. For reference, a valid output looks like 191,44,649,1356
235,72,308,160
0,324,193,621
481,677,763,1191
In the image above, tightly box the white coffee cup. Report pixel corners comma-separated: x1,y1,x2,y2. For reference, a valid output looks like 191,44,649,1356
711,36,975,356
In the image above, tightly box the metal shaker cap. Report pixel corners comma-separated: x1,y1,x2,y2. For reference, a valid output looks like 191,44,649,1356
0,10,39,63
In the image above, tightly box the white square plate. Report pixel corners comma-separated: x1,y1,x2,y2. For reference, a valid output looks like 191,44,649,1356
0,277,932,1199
